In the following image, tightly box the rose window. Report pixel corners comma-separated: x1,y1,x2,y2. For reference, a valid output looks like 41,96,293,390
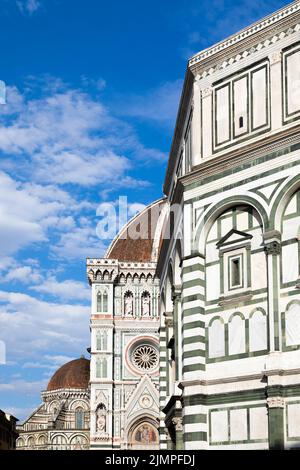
132,345,158,371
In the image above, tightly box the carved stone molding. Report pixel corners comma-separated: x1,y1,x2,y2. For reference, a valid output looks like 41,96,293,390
267,397,285,408
190,19,300,79
269,50,282,65
201,87,213,99
165,318,174,328
264,240,281,255
263,230,282,255
171,285,181,303
172,417,183,432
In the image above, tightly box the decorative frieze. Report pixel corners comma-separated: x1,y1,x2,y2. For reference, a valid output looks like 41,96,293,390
190,21,300,80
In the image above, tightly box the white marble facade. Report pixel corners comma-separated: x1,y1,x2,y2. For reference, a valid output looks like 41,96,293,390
157,1,300,450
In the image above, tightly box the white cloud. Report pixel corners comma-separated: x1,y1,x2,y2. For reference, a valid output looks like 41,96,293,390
3,405,41,421
0,83,162,187
0,171,89,256
16,0,41,15
23,354,75,370
0,378,46,394
4,266,42,284
31,277,90,301
51,223,107,260
0,290,89,360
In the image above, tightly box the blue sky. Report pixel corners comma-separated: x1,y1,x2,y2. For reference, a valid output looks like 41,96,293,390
0,0,289,421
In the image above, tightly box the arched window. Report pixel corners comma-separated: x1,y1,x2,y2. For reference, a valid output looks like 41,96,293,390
96,290,108,313
103,291,108,312
249,310,268,351
96,330,108,351
208,318,225,358
75,408,84,429
228,314,246,355
96,357,107,378
286,302,300,347
97,291,102,313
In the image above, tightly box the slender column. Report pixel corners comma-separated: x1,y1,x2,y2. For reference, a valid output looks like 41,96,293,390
172,286,181,382
165,428,175,450
159,321,167,449
192,78,202,167
269,50,282,131
264,231,282,351
172,417,184,450
201,87,213,159
267,395,285,450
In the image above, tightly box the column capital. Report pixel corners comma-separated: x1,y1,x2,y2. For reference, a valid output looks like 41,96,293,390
201,86,213,99
267,396,285,408
263,230,281,255
171,285,181,302
172,417,183,431
269,50,282,65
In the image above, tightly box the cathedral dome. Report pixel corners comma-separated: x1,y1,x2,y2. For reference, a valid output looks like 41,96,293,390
47,357,90,391
106,198,166,263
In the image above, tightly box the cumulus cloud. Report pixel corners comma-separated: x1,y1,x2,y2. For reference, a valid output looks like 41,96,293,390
0,83,163,187
0,290,89,360
4,266,42,284
0,171,91,256
31,277,90,301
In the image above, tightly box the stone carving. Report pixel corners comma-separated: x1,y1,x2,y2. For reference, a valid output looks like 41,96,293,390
96,405,106,433
190,21,299,80
267,397,285,408
269,50,282,65
264,240,281,255
142,293,151,316
124,292,133,316
172,417,183,431
201,87,213,99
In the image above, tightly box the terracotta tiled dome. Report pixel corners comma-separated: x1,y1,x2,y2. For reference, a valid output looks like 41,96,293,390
47,357,90,391
106,198,166,263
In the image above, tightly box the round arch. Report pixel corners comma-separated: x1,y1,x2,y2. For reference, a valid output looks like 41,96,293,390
173,238,183,286
127,416,159,450
194,195,268,253
270,175,300,231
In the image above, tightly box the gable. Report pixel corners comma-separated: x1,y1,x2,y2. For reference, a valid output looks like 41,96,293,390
216,228,252,248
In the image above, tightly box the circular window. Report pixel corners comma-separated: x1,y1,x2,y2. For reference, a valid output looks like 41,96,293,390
132,344,158,371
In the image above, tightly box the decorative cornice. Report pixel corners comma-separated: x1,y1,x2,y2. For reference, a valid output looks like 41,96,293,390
41,389,89,401
181,126,300,192
189,2,300,68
